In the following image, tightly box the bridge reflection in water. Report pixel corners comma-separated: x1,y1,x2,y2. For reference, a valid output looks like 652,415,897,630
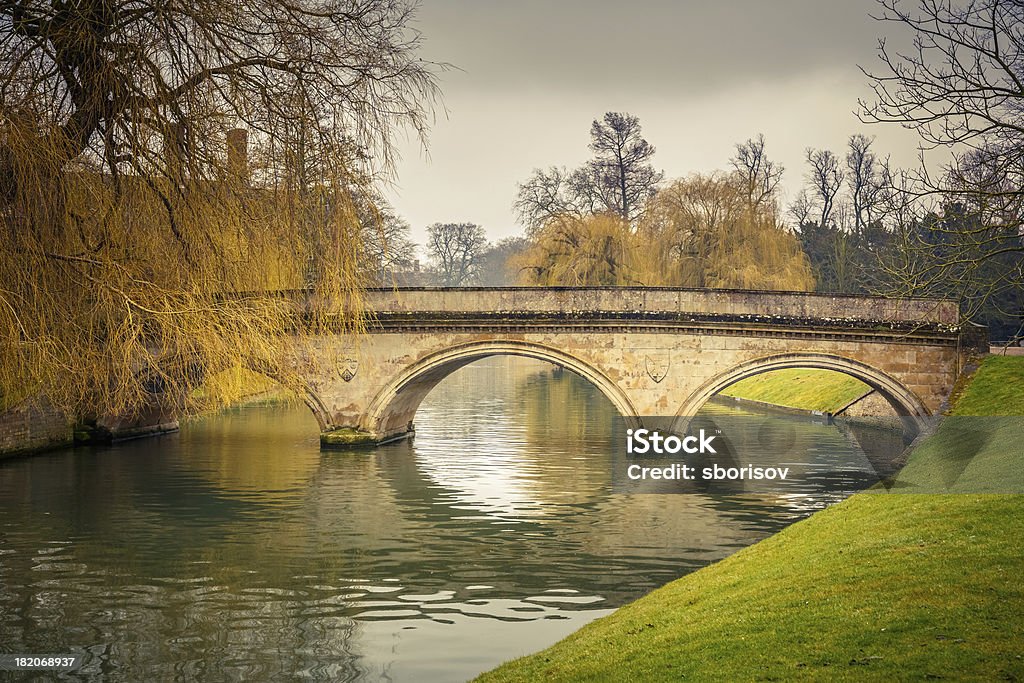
0,356,898,681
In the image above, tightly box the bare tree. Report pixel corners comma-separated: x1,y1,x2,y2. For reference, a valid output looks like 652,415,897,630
513,167,593,229
860,0,1024,338
860,0,1024,162
355,195,419,285
845,134,885,232
586,112,664,223
788,189,815,227
514,112,662,228
793,141,890,295
426,222,489,286
805,148,845,230
731,135,784,214
860,0,1024,233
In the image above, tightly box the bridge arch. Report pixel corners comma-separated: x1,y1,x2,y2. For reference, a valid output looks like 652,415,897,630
363,340,640,441
285,383,333,432
230,361,334,432
676,352,931,422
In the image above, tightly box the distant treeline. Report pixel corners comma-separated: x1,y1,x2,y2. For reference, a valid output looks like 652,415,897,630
391,116,1021,342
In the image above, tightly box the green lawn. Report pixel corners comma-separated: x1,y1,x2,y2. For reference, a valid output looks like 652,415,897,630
477,356,1024,682
949,355,1024,416
720,368,871,413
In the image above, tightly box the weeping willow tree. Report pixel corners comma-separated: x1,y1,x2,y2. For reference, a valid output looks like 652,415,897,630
0,0,440,419
513,213,640,286
637,136,814,290
637,172,815,290
516,187,814,291
635,173,734,287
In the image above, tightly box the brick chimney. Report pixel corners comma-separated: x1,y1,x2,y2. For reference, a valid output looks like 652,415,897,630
163,122,186,181
226,128,249,184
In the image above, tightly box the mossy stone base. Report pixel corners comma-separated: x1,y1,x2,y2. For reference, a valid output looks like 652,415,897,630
320,427,413,449
320,428,384,448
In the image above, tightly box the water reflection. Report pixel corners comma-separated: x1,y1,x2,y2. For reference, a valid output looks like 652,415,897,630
0,356,891,681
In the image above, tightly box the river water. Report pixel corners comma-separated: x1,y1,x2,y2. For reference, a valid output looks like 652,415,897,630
0,357,892,681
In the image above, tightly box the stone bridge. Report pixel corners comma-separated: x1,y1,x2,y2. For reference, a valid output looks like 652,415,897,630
277,288,981,448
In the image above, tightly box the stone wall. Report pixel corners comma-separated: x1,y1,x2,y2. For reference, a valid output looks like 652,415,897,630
353,287,959,326
0,399,72,458
836,390,897,418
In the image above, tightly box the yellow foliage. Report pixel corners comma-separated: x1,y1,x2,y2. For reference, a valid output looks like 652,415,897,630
513,213,640,286
514,172,815,292
200,365,295,408
0,0,439,419
0,125,372,417
638,174,815,291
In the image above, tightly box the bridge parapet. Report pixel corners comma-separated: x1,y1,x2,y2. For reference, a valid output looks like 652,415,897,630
354,288,959,328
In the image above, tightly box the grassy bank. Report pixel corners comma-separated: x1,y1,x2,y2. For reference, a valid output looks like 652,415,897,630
478,356,1024,682
946,355,1024,416
720,368,870,413
190,365,296,412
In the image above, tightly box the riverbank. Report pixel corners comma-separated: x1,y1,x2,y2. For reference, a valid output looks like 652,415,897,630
719,368,870,414
0,367,291,460
477,355,1024,681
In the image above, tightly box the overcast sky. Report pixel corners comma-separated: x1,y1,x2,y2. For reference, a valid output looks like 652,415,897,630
384,0,926,250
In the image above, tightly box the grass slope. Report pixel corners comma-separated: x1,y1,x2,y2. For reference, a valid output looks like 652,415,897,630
720,368,870,413
478,356,1024,682
949,355,1024,416
894,355,1024,494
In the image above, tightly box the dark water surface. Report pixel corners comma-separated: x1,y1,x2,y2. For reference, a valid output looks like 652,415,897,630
0,358,886,681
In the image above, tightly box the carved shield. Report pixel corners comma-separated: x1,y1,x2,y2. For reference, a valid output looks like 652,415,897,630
644,353,670,384
338,357,359,382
